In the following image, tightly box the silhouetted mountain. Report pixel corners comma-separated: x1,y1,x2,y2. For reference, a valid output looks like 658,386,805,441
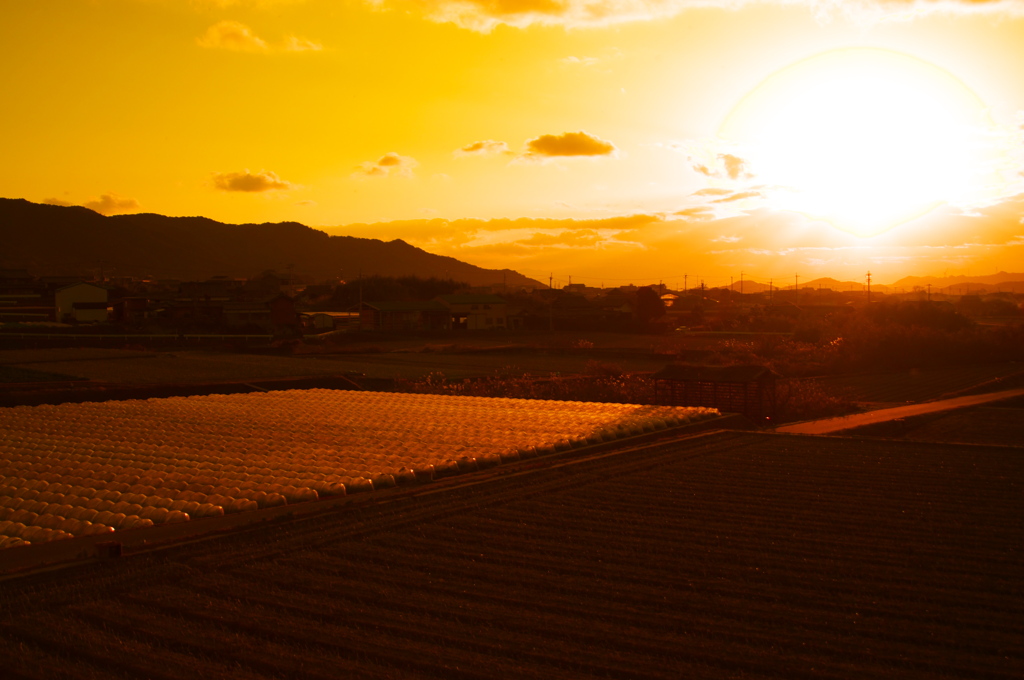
891,272,1024,290
0,199,542,287
718,277,890,294
785,277,893,294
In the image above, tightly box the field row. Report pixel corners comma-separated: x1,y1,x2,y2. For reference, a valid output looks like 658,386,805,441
1,432,1019,679
0,389,716,549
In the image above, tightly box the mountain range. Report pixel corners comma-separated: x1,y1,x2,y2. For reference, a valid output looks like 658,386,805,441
0,199,542,288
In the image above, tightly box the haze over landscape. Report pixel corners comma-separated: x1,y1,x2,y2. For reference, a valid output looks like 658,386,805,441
4,0,1024,285
3,4,1024,678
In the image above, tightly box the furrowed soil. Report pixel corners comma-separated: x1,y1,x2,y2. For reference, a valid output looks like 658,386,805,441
0,345,669,385
0,431,1020,679
816,363,1024,404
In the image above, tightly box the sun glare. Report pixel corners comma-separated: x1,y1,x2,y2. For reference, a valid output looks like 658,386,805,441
720,48,1001,237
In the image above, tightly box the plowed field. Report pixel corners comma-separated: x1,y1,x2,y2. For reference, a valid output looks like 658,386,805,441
0,431,1020,679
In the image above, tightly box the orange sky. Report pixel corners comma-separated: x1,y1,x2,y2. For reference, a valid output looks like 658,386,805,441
3,0,1024,286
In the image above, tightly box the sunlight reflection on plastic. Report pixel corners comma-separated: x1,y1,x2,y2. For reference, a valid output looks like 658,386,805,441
0,390,717,549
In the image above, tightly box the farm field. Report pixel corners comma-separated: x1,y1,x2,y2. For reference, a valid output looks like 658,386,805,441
0,365,82,384
0,349,364,385
0,347,159,366
851,401,1024,447
815,362,1024,404
0,346,670,385
0,389,714,550
0,431,1019,679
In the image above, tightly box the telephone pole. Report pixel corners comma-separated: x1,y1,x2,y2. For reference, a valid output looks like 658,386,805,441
795,274,799,306
866,271,872,304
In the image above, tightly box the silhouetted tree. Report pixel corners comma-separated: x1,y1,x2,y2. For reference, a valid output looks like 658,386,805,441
634,286,666,332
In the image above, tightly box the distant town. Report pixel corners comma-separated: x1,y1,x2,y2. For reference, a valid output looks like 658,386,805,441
1,268,1021,338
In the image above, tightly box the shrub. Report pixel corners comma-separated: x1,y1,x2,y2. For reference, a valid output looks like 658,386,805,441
776,379,856,423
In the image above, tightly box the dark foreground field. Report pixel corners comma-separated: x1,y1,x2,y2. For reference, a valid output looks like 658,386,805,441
1,431,1020,679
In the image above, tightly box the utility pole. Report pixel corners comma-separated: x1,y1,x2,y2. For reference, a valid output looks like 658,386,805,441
740,271,744,296
866,271,872,304
769,279,773,305
549,273,553,290
927,283,931,302
683,274,687,294
795,274,799,306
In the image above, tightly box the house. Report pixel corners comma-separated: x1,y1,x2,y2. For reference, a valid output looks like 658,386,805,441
223,294,298,331
55,282,109,323
360,301,450,332
306,312,360,332
653,364,778,422
436,294,507,330
0,270,53,323
112,296,158,324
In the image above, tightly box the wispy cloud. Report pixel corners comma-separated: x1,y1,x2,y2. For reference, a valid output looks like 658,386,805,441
188,0,308,8
712,190,764,203
561,55,600,66
673,206,716,221
381,0,1024,32
454,140,512,157
692,153,753,181
212,169,293,192
197,21,269,52
197,21,322,52
281,35,323,52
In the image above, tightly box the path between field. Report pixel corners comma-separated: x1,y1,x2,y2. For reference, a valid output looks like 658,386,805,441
774,387,1024,435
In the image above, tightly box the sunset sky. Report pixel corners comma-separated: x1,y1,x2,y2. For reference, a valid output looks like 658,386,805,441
4,0,1024,287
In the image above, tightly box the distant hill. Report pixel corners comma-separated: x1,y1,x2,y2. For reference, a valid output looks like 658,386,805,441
891,272,1024,294
719,277,893,294
786,277,893,294
0,199,542,288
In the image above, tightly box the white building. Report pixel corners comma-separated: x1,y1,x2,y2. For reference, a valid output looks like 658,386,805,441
55,282,108,323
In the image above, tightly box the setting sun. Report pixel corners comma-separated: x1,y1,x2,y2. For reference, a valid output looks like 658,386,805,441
720,48,1002,237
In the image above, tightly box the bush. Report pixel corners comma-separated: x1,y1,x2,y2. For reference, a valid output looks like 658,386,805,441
776,379,856,422
396,371,656,405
